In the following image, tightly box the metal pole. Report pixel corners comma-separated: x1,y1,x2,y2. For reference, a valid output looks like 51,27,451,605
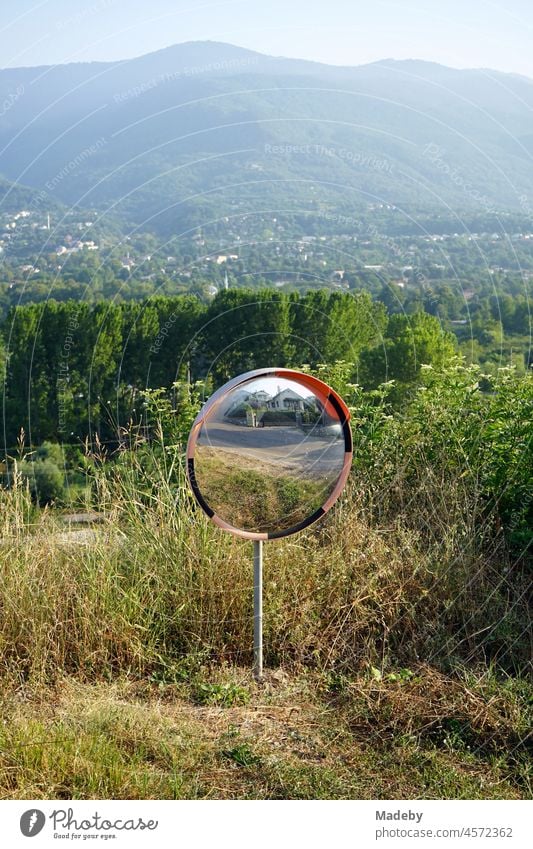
253,539,263,680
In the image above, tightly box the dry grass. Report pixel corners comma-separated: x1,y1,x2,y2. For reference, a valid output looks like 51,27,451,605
0,421,530,799
0,668,528,800
333,665,532,751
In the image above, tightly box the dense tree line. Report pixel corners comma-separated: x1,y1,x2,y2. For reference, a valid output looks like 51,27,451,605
2,289,411,446
0,289,459,448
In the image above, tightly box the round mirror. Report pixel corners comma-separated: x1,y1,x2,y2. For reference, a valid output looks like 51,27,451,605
186,368,352,539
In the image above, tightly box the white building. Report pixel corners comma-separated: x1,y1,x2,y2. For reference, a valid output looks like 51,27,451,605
267,388,306,412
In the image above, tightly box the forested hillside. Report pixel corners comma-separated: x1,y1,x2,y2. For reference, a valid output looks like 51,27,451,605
1,42,533,231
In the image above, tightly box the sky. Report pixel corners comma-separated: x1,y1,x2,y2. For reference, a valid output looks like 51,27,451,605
1,0,532,77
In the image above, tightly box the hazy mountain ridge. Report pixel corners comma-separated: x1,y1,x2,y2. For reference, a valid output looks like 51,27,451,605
1,42,532,232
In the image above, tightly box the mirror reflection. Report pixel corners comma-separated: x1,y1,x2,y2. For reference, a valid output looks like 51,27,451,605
194,376,346,534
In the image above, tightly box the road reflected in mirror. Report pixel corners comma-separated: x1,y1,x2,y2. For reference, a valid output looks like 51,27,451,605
193,376,347,534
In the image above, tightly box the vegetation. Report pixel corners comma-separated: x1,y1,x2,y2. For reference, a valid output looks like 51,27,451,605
194,446,332,533
0,672,529,800
0,360,530,799
2,289,444,447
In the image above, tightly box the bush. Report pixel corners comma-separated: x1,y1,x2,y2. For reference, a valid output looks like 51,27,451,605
19,459,65,505
34,441,66,467
260,410,297,425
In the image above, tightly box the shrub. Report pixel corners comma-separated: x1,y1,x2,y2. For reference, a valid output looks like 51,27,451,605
19,458,65,505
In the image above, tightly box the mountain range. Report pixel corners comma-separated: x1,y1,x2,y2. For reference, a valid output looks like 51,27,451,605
1,41,532,232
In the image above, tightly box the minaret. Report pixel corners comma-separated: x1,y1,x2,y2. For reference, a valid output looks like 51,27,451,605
224,269,229,290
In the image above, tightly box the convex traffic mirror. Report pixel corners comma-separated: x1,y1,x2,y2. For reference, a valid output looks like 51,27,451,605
186,368,352,539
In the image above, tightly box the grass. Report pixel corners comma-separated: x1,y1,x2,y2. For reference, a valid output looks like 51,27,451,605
0,668,528,800
3,457,527,682
194,445,332,533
